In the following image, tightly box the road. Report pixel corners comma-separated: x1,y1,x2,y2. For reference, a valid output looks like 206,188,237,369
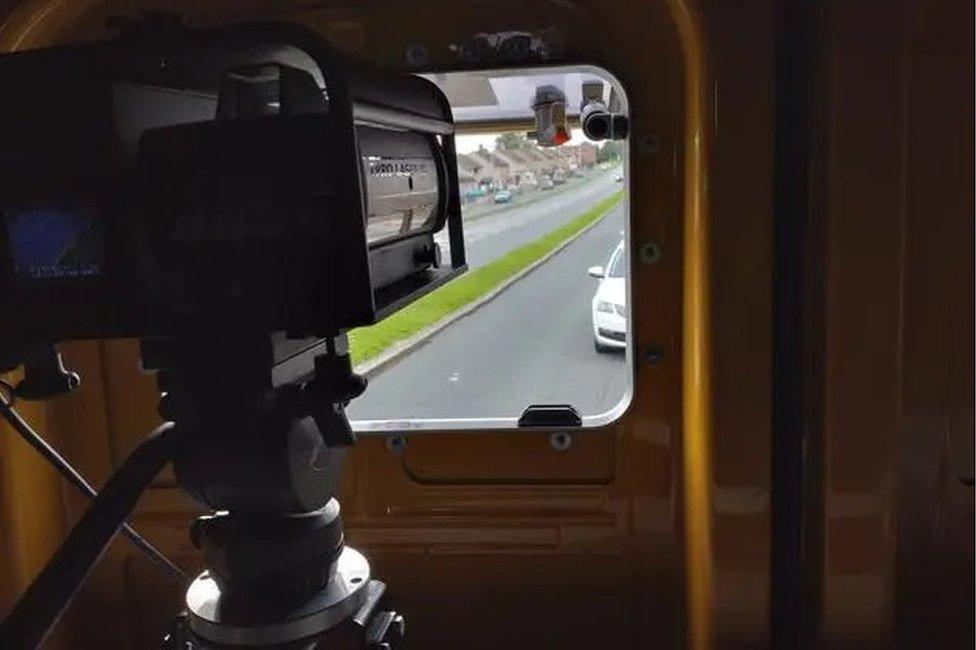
348,202,628,425
437,170,620,269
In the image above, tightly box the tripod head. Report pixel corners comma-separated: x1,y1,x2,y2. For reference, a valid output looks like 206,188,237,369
144,334,362,514
144,334,399,647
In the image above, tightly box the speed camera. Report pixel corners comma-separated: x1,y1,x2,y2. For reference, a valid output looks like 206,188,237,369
0,23,465,363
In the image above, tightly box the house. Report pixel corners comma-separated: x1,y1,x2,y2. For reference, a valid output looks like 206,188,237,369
557,145,580,170
493,149,531,185
456,153,492,188
537,146,565,174
519,146,552,176
577,142,597,168
457,170,478,199
467,147,511,187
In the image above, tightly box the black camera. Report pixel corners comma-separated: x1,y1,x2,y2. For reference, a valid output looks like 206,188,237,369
0,23,465,363
0,23,468,649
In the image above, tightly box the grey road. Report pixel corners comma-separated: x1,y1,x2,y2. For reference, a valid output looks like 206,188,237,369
348,203,628,425
438,170,620,269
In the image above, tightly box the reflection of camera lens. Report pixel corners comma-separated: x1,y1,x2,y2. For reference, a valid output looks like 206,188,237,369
581,102,613,141
584,113,611,140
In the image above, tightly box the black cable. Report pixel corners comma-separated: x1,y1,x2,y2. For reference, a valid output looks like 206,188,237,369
0,422,181,650
0,387,185,582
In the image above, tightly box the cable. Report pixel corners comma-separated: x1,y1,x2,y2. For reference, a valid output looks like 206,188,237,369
0,422,181,650
0,386,186,582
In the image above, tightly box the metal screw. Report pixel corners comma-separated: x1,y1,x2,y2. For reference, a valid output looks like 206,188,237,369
549,431,573,452
639,241,662,265
637,133,660,155
643,346,664,364
405,43,430,68
385,435,407,454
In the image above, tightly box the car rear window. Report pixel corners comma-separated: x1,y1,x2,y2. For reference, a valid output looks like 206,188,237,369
608,247,625,278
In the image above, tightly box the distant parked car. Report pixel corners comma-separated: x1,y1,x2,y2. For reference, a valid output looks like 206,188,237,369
540,176,554,190
588,240,626,353
614,174,624,182
493,189,512,203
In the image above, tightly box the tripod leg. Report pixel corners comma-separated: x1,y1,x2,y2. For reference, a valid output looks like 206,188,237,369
0,423,180,650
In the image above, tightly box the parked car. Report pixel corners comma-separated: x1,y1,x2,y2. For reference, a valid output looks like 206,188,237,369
540,176,554,190
493,189,512,203
588,240,626,352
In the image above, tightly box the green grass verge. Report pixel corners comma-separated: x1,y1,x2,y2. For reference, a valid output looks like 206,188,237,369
348,190,624,365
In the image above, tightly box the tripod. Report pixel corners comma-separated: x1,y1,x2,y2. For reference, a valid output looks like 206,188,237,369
0,334,403,649
146,335,405,648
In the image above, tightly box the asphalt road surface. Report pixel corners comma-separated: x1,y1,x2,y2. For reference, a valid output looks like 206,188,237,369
437,170,620,269
348,202,628,425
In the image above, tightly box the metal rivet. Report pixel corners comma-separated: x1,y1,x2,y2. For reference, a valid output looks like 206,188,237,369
405,43,430,68
643,346,664,363
385,435,407,454
549,431,573,452
639,241,662,265
637,133,660,155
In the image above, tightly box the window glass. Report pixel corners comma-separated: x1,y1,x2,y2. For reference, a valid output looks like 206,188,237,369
347,66,631,430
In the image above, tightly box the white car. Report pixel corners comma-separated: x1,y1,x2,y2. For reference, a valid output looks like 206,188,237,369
588,240,626,352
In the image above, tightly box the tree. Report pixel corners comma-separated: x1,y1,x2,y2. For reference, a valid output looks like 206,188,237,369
495,132,529,150
596,141,622,163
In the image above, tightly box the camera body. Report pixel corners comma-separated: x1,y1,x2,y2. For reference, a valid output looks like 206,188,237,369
0,23,464,360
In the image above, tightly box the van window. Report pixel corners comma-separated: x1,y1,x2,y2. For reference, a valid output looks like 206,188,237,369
347,66,631,430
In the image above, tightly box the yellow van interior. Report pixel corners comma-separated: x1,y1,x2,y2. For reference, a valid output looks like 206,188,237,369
0,0,972,648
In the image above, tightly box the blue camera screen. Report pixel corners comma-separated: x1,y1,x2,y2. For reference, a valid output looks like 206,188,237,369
5,205,103,279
